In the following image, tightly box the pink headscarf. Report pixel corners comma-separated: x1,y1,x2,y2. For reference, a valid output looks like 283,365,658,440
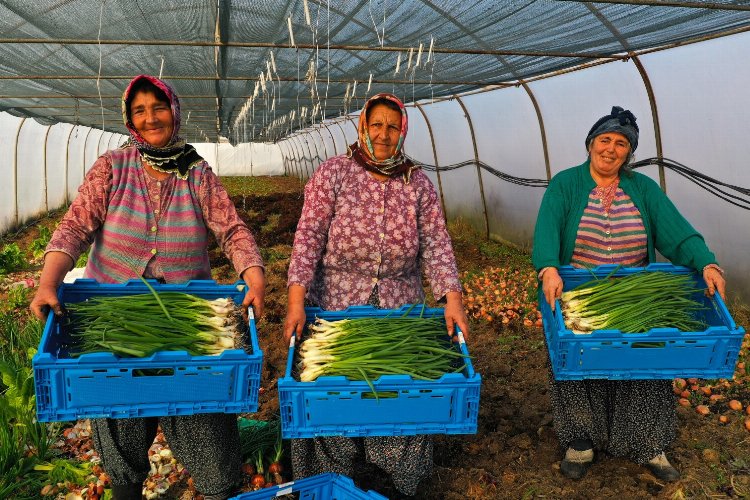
121,74,202,179
348,93,417,183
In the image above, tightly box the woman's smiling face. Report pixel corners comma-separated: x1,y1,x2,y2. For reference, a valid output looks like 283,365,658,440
129,90,174,148
588,132,630,182
366,103,402,161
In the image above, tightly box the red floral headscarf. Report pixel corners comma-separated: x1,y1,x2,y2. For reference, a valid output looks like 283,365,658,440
348,93,417,183
121,74,202,179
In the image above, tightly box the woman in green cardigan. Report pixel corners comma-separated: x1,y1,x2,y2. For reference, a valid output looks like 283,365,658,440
532,106,725,482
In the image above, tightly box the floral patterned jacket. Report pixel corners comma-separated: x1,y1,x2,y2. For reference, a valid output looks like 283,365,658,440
287,155,461,310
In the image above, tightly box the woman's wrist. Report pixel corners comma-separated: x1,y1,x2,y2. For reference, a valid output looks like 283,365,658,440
538,266,556,280
702,263,724,275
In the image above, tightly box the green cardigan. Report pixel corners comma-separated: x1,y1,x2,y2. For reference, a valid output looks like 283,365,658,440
532,160,717,272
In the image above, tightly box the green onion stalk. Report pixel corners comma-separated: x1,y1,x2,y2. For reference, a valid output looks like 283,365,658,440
561,271,707,334
298,317,468,385
64,291,241,357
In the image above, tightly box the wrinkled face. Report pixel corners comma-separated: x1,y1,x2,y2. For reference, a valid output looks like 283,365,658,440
367,103,402,161
588,132,630,180
129,90,174,148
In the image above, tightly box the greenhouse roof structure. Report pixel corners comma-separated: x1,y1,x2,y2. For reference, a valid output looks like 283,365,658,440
2,0,750,143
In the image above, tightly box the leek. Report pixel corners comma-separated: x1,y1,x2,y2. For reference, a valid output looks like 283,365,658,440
64,292,242,357
297,316,468,383
561,271,707,334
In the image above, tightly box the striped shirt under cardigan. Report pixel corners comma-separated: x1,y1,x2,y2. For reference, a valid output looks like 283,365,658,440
571,187,648,268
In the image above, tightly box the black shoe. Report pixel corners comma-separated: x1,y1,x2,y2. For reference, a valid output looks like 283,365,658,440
560,439,594,480
645,452,680,482
561,455,592,480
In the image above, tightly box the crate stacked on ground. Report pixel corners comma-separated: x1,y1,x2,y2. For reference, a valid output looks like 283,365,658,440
278,305,481,438
32,279,262,422
540,263,745,380
229,473,387,500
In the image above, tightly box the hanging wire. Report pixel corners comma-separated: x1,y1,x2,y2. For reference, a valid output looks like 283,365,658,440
405,154,750,210
630,157,750,210
324,0,331,125
368,0,386,47
409,157,548,187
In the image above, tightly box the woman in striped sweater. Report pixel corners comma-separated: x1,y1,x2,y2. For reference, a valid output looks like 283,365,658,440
31,75,265,500
532,106,725,482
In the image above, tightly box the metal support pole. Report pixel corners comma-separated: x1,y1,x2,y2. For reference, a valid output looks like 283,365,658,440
96,130,107,157
64,125,77,205
631,57,665,190
278,140,289,176
13,118,28,227
321,122,338,155
522,86,552,181
585,3,666,190
301,135,316,178
81,127,95,180
280,140,294,178
287,137,304,179
298,135,315,178
287,136,303,179
312,127,329,164
454,96,490,240
43,125,53,213
414,103,448,220
334,121,350,154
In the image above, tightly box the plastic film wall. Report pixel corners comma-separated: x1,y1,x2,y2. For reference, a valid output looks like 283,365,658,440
281,31,750,303
0,115,126,235
0,114,285,237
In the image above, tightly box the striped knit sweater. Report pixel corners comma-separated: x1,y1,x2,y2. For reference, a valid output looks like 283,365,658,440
571,188,648,267
532,160,717,272
85,146,211,283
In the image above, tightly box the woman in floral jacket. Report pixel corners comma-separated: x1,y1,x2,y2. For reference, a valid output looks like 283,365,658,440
283,93,469,497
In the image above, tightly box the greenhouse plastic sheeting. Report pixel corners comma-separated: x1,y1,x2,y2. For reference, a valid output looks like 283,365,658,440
0,113,24,233
193,142,286,177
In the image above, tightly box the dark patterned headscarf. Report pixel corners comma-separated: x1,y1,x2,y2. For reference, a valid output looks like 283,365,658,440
122,75,203,179
348,93,417,183
585,106,639,152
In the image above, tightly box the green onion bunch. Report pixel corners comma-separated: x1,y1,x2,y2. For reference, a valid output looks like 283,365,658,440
298,316,468,383
561,271,707,334
65,291,240,357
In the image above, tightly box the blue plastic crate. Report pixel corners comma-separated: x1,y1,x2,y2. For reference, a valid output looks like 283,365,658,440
278,305,481,438
32,279,263,422
540,264,746,380
229,473,387,500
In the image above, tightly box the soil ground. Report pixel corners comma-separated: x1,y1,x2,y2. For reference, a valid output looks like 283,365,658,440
3,175,750,499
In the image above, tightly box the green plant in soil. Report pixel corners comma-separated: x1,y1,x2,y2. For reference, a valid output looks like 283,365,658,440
710,463,729,488
260,247,290,265
497,334,520,354
0,314,61,498
28,226,51,260
0,243,27,275
2,286,31,313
